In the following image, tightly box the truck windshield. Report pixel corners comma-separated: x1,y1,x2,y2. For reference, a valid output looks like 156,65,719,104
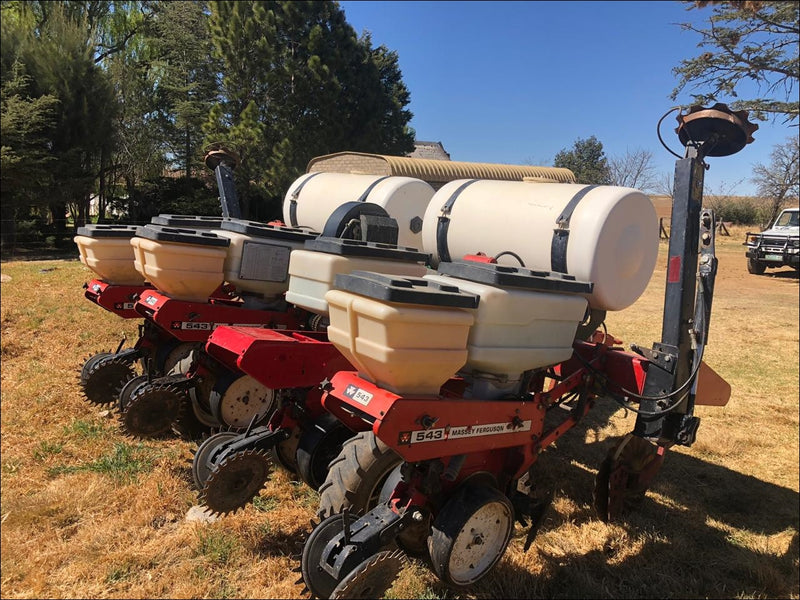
776,211,799,227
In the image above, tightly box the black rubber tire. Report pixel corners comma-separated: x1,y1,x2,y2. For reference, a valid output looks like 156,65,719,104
118,374,149,413
295,413,354,491
81,354,135,405
80,351,113,383
192,430,240,490
317,431,403,519
427,484,514,588
747,258,766,275
301,511,360,599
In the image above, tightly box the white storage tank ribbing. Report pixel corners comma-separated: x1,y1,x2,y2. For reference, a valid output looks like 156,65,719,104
283,173,435,249
420,180,658,311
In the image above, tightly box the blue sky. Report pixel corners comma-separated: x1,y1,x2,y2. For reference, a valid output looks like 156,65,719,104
339,0,795,196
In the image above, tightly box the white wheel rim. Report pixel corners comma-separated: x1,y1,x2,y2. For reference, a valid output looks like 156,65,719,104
447,500,512,585
219,376,275,428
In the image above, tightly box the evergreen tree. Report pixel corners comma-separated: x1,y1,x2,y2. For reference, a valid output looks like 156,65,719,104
205,0,414,221
553,136,612,185
149,0,219,177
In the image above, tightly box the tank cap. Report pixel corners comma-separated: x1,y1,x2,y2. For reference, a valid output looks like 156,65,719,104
335,271,480,308
135,224,230,247
76,224,139,239
304,237,429,263
437,260,593,294
220,218,318,242
150,214,224,228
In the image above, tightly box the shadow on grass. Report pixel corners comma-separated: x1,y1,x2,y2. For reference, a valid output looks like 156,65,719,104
444,401,800,599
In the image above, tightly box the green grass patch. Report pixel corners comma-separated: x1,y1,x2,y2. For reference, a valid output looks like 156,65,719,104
33,441,64,461
251,494,278,512
194,528,239,565
63,419,110,440
47,442,159,483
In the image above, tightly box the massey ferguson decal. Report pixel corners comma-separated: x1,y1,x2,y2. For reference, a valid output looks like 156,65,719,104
170,321,267,331
343,384,373,406
114,302,136,310
398,420,532,445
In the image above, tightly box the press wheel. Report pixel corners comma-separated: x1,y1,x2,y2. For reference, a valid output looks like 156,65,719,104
191,430,240,490
300,511,360,599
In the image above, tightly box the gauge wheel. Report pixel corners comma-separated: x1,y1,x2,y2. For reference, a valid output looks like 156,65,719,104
191,429,241,490
81,353,135,406
190,374,223,429
296,413,354,490
318,431,403,518
300,510,360,599
163,342,201,375
428,484,514,588
208,372,277,429
172,397,211,442
270,425,300,474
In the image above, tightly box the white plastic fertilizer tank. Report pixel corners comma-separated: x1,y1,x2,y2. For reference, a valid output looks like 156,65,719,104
282,172,435,249
420,179,659,311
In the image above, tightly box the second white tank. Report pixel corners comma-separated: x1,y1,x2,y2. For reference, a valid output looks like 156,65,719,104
420,179,659,311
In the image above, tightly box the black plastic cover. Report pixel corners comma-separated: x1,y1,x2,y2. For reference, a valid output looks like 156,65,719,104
304,237,429,263
220,218,318,242
150,214,224,228
134,225,230,247
437,260,593,294
334,271,479,308
76,224,139,239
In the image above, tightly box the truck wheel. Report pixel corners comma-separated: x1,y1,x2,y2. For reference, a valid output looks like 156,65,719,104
747,258,766,275
317,431,402,518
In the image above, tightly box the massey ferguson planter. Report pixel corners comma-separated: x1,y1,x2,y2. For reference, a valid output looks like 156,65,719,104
295,104,755,598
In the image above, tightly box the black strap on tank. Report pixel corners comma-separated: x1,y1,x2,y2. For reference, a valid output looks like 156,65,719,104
436,179,480,263
288,172,324,227
356,176,391,202
550,185,598,274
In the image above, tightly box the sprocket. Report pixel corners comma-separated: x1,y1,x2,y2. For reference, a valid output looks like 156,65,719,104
330,549,406,599
80,353,135,406
120,381,184,438
199,449,272,515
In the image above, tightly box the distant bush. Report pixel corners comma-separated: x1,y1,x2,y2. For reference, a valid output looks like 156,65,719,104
706,196,770,226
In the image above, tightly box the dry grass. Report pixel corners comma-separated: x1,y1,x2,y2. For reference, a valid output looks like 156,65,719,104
1,226,798,599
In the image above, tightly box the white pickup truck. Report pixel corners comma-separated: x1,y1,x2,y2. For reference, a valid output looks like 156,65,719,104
743,207,800,274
